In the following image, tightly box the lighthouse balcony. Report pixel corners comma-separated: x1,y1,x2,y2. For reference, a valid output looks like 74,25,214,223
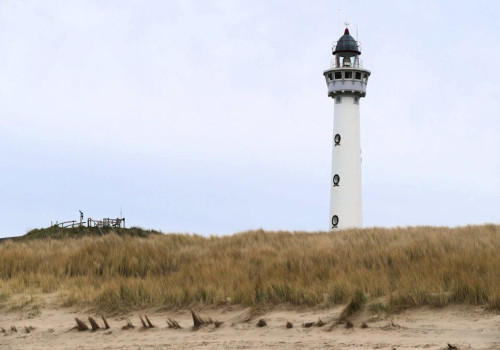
329,58,364,69
323,68,370,97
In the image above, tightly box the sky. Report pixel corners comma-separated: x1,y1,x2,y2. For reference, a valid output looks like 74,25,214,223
1,0,499,238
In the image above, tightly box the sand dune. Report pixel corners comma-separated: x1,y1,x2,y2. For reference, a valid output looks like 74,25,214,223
1,305,498,349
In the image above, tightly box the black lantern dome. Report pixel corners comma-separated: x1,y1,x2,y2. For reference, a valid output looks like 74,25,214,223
333,28,360,56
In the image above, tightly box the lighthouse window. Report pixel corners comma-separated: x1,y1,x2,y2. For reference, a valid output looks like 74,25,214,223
331,215,339,228
355,72,362,80
327,73,333,80
334,72,342,80
335,96,342,104
334,133,341,145
363,74,368,82
333,174,340,186
344,71,352,79
354,96,359,104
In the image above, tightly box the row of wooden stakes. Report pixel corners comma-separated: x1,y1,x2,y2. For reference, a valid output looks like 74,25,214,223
1,326,35,334
72,310,343,332
73,310,222,331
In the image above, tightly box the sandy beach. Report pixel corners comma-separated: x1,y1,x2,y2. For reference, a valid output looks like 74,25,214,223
1,304,498,350
1,226,499,349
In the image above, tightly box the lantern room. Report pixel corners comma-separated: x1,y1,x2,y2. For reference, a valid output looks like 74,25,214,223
332,28,362,68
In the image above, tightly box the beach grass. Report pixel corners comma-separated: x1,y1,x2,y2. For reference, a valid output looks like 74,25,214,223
0,224,498,312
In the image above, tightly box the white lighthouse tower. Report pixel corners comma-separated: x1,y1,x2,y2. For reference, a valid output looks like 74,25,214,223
323,26,370,230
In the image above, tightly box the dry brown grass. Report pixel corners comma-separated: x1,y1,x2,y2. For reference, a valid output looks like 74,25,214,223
0,225,499,312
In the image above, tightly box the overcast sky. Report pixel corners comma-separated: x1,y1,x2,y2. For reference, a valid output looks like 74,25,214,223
1,0,499,238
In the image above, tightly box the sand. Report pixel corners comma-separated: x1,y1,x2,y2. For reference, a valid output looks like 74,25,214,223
0,304,498,349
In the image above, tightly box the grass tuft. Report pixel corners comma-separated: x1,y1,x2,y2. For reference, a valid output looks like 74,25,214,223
338,290,366,322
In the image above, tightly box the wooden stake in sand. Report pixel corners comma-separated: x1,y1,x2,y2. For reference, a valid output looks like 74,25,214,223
191,310,204,329
190,310,221,329
74,318,89,331
102,316,110,329
121,319,135,330
144,315,155,328
167,318,182,329
139,316,148,328
88,317,100,331
315,318,325,327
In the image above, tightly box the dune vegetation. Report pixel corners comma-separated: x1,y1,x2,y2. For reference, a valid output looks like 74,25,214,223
0,224,498,313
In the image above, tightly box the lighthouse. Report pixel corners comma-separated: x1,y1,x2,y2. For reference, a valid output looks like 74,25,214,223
323,26,370,230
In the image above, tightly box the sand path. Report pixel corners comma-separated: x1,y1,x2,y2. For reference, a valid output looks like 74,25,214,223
1,305,498,349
